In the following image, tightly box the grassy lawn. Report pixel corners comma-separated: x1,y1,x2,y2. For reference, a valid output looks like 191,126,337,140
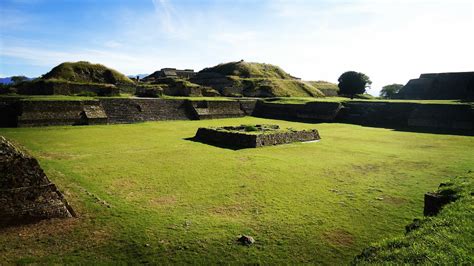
0,117,473,264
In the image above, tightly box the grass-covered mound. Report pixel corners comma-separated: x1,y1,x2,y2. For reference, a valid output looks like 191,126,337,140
191,61,324,97
354,172,473,265
199,61,294,79
13,62,135,95
306,81,339,96
42,61,134,85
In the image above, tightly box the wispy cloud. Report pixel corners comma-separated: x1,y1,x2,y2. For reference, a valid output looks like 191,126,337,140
151,0,189,39
1,0,473,95
0,45,153,74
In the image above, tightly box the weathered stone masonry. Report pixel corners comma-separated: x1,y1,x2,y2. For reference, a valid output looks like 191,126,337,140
0,98,254,127
194,126,321,149
0,98,472,133
253,101,474,131
0,136,74,227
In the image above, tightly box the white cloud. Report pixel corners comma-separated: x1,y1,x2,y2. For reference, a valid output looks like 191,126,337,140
2,0,473,96
150,0,190,39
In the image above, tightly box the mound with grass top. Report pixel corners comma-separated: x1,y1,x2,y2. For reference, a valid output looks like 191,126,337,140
42,61,134,85
306,81,339,96
199,61,294,79
191,61,324,97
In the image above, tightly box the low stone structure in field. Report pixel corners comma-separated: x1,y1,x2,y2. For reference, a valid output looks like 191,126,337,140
193,124,320,149
0,136,75,227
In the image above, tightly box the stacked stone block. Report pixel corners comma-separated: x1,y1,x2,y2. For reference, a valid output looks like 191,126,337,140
0,136,74,227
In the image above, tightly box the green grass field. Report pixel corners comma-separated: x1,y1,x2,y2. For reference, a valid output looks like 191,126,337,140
0,117,473,264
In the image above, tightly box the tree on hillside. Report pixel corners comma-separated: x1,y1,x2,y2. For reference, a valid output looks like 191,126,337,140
337,71,372,99
380,84,403,99
11,76,29,84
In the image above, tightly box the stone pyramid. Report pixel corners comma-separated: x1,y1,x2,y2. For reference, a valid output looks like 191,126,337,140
0,136,75,227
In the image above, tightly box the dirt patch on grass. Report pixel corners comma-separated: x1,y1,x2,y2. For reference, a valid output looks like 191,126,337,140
150,196,177,206
38,151,77,160
323,229,354,247
352,164,381,173
382,195,408,205
209,204,244,217
0,216,79,238
112,178,138,190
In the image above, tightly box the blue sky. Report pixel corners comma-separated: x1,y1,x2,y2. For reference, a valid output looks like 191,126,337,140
1,0,473,95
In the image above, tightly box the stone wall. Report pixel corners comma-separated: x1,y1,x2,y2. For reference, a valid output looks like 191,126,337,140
337,102,416,127
0,98,255,127
100,98,192,123
0,136,74,227
17,100,108,127
398,72,474,100
338,101,474,130
253,101,341,121
238,100,257,116
188,100,245,120
17,80,120,96
407,104,474,130
254,100,474,131
18,100,86,127
1,98,472,133
0,99,20,127
194,127,320,149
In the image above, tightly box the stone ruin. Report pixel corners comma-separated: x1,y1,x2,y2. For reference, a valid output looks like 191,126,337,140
398,72,474,100
0,136,75,227
193,124,321,149
141,68,196,82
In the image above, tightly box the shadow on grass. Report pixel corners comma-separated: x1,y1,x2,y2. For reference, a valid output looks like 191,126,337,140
253,115,474,136
183,137,245,151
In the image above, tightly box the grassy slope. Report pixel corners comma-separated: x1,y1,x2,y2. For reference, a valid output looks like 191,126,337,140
354,173,473,264
198,61,324,97
200,61,293,79
306,81,339,94
42,61,134,85
0,118,473,264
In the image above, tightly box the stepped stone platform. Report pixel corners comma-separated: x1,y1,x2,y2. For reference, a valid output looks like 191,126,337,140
0,97,472,134
0,136,75,227
253,101,342,121
189,100,245,120
193,124,320,149
17,100,108,127
398,72,474,100
100,98,191,123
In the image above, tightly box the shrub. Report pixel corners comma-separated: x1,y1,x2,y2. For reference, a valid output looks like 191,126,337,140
244,125,258,132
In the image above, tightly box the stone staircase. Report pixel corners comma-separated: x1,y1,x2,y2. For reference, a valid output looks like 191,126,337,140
100,98,192,124
189,101,245,120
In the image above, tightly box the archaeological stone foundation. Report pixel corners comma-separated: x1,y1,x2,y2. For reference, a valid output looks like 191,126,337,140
193,125,321,149
0,98,472,133
0,137,75,227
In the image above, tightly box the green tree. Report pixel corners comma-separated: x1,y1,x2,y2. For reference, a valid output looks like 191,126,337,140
380,84,403,99
337,71,372,99
11,76,29,84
